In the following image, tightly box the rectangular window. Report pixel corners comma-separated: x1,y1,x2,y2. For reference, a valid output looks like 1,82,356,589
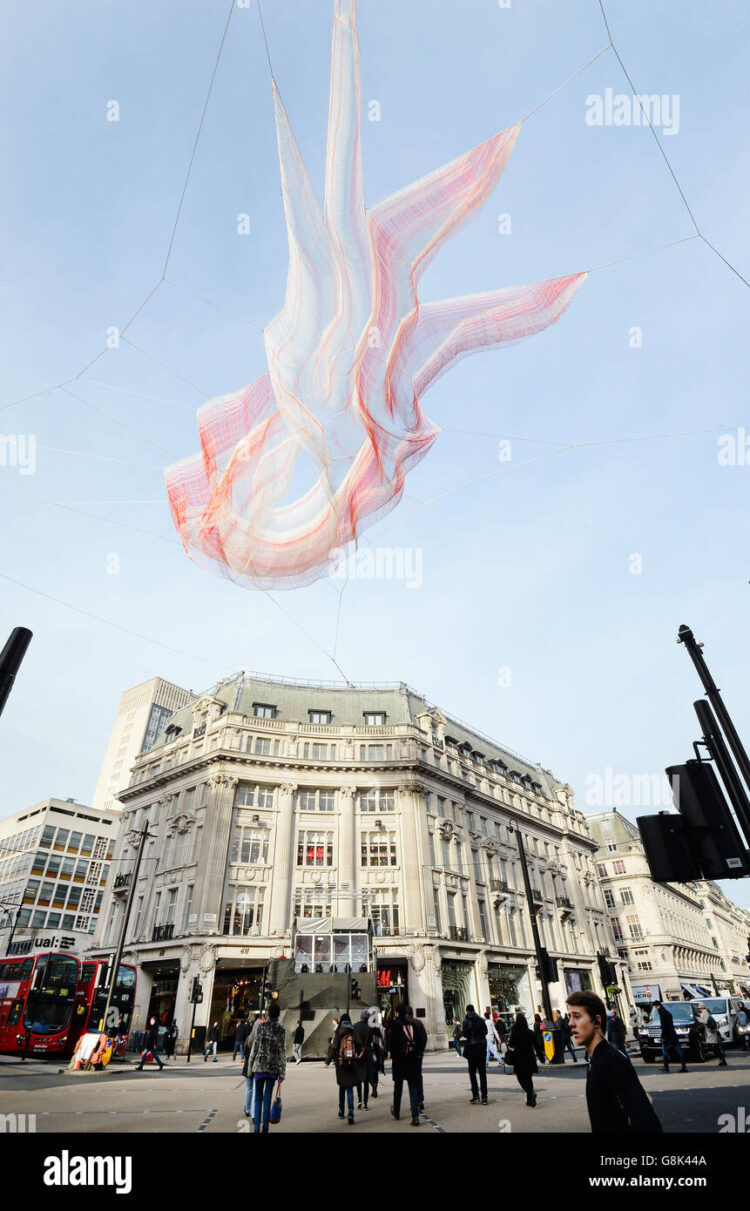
44,855,61,879
183,788,196,813
367,889,400,937
53,829,69,851
165,889,177,926
230,828,269,865
253,704,276,718
433,888,441,934
297,831,334,867
611,918,623,942
193,826,203,862
38,881,54,906
81,835,94,856
604,890,615,909
358,789,395,813
309,711,332,724
606,841,618,853
428,831,436,866
626,913,643,942
256,785,274,808
223,886,265,935
364,712,386,726
620,888,634,906
360,831,397,867
441,838,451,870
612,861,626,875
163,834,174,869
31,851,46,876
311,744,327,761
235,785,255,807
597,864,607,877
40,826,55,849
472,850,483,883
293,889,332,919
477,900,487,941
133,896,144,940
254,738,272,756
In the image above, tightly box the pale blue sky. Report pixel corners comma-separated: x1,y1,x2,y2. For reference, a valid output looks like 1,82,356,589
2,0,750,907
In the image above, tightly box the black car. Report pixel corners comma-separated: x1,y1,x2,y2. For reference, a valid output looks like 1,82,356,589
638,1002,708,1063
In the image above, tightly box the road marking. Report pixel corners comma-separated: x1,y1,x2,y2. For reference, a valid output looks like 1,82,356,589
197,1108,219,1133
419,1111,445,1133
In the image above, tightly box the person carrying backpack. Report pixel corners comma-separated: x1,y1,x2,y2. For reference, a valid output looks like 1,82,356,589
325,1012,358,1124
388,1004,426,1126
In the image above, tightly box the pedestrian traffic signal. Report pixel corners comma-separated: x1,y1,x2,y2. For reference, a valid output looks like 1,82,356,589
350,977,361,1001
190,977,203,1004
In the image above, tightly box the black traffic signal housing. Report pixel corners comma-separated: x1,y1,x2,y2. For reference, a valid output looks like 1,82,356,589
597,954,617,988
665,760,749,879
350,977,361,1001
300,999,315,1021
539,948,559,984
190,977,203,1004
637,812,702,883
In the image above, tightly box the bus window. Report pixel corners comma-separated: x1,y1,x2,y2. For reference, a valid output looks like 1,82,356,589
8,1000,24,1026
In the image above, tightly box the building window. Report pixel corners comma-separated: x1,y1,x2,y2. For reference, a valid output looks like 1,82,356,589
603,890,615,909
364,712,386,726
606,841,618,853
297,789,335,812
184,886,193,930
358,789,395,813
612,861,626,875
360,831,397,867
53,830,69,852
477,900,488,941
253,703,277,718
359,744,393,762
309,710,332,724
40,826,55,849
433,888,441,934
230,827,269,865
133,896,144,940
235,784,274,809
254,737,272,756
597,863,607,878
366,888,400,936
626,913,643,941
472,850,483,883
297,831,334,867
428,831,436,866
165,888,177,926
293,888,332,919
620,888,634,906
611,918,623,942
223,886,265,935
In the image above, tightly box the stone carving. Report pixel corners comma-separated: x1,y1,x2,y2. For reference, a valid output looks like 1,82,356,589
279,782,298,797
180,951,191,973
438,820,455,841
206,774,239,791
339,786,354,800
200,944,217,972
166,811,196,835
410,944,426,974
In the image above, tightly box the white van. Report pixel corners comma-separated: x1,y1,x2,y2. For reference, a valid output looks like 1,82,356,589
694,997,745,1047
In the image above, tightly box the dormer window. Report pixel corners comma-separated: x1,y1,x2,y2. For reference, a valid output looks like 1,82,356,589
309,710,332,724
364,712,386,726
253,703,277,719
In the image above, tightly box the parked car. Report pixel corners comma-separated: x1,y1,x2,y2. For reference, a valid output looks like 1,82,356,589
692,997,746,1049
637,1002,708,1063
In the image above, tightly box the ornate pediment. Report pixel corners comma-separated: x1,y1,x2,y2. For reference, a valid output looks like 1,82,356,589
167,811,196,835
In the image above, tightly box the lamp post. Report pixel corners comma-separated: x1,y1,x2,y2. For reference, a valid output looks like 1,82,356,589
507,822,561,1062
0,627,32,719
99,824,151,1036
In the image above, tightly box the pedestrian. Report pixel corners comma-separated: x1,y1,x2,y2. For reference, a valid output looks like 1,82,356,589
353,1009,373,1110
484,1010,503,1065
506,1013,539,1107
388,1004,425,1125
451,1017,462,1057
461,1003,489,1106
532,1012,546,1058
292,1019,305,1065
405,1006,426,1110
241,1029,255,1119
136,1016,165,1071
653,1000,688,1073
233,1018,249,1062
204,1020,220,1063
694,1003,728,1067
247,1001,286,1134
366,1007,384,1098
164,1021,178,1060
554,1010,578,1063
566,990,662,1133
325,1012,358,1124
328,1016,339,1046
736,1002,750,1050
607,1008,628,1057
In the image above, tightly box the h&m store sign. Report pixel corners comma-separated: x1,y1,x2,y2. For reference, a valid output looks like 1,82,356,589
8,932,83,957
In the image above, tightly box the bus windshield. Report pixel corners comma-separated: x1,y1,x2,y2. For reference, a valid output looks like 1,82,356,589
25,954,78,1035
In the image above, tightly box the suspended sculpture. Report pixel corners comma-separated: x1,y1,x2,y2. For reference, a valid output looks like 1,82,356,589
166,0,586,589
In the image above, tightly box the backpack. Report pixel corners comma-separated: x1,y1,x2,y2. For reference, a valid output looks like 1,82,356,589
338,1029,356,1066
402,1024,416,1056
706,1014,718,1033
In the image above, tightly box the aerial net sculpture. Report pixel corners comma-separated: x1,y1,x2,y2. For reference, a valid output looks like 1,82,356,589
165,0,586,590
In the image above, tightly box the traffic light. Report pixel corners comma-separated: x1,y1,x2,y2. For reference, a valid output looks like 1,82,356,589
539,948,559,984
263,979,273,1004
190,977,203,1004
300,999,314,1021
350,977,361,1001
665,760,749,879
637,812,702,883
597,954,617,988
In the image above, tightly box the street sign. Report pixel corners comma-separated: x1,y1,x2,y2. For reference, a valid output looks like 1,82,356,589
543,1030,555,1062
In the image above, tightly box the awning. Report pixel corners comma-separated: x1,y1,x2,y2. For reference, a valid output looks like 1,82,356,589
294,916,370,935
681,982,713,999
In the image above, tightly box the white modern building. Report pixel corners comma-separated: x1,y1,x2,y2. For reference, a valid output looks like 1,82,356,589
91,677,195,815
588,810,750,1005
91,672,624,1051
0,798,119,957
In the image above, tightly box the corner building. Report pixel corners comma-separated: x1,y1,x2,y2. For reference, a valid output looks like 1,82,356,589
94,674,620,1051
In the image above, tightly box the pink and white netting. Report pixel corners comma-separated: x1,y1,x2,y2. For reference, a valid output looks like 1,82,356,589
165,0,586,589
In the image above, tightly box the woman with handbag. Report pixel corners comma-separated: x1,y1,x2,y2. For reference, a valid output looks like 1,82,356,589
247,1001,286,1133
507,1012,541,1107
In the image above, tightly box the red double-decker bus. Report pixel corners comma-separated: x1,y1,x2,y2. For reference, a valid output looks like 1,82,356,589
0,952,136,1058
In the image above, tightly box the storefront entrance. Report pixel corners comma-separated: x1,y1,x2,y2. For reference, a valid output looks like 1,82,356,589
441,960,474,1039
146,962,180,1027
208,965,264,1048
488,963,533,1032
376,961,408,1020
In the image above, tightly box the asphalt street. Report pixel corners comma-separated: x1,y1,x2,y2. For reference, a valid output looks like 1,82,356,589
1,1048,749,1134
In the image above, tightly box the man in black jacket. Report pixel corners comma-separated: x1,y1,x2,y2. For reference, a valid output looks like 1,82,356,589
566,991,662,1134
136,1017,165,1072
293,1020,305,1065
461,1004,489,1106
653,1000,688,1073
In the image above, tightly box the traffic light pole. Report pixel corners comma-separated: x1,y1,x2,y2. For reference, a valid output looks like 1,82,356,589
510,824,557,1043
678,625,750,846
186,998,198,1063
694,699,750,846
99,824,151,1035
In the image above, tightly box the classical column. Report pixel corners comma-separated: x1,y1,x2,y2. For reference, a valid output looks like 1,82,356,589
267,782,297,935
398,785,426,934
338,786,356,916
196,774,238,934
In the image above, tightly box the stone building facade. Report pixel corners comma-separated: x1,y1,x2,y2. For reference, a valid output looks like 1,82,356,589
91,673,624,1051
